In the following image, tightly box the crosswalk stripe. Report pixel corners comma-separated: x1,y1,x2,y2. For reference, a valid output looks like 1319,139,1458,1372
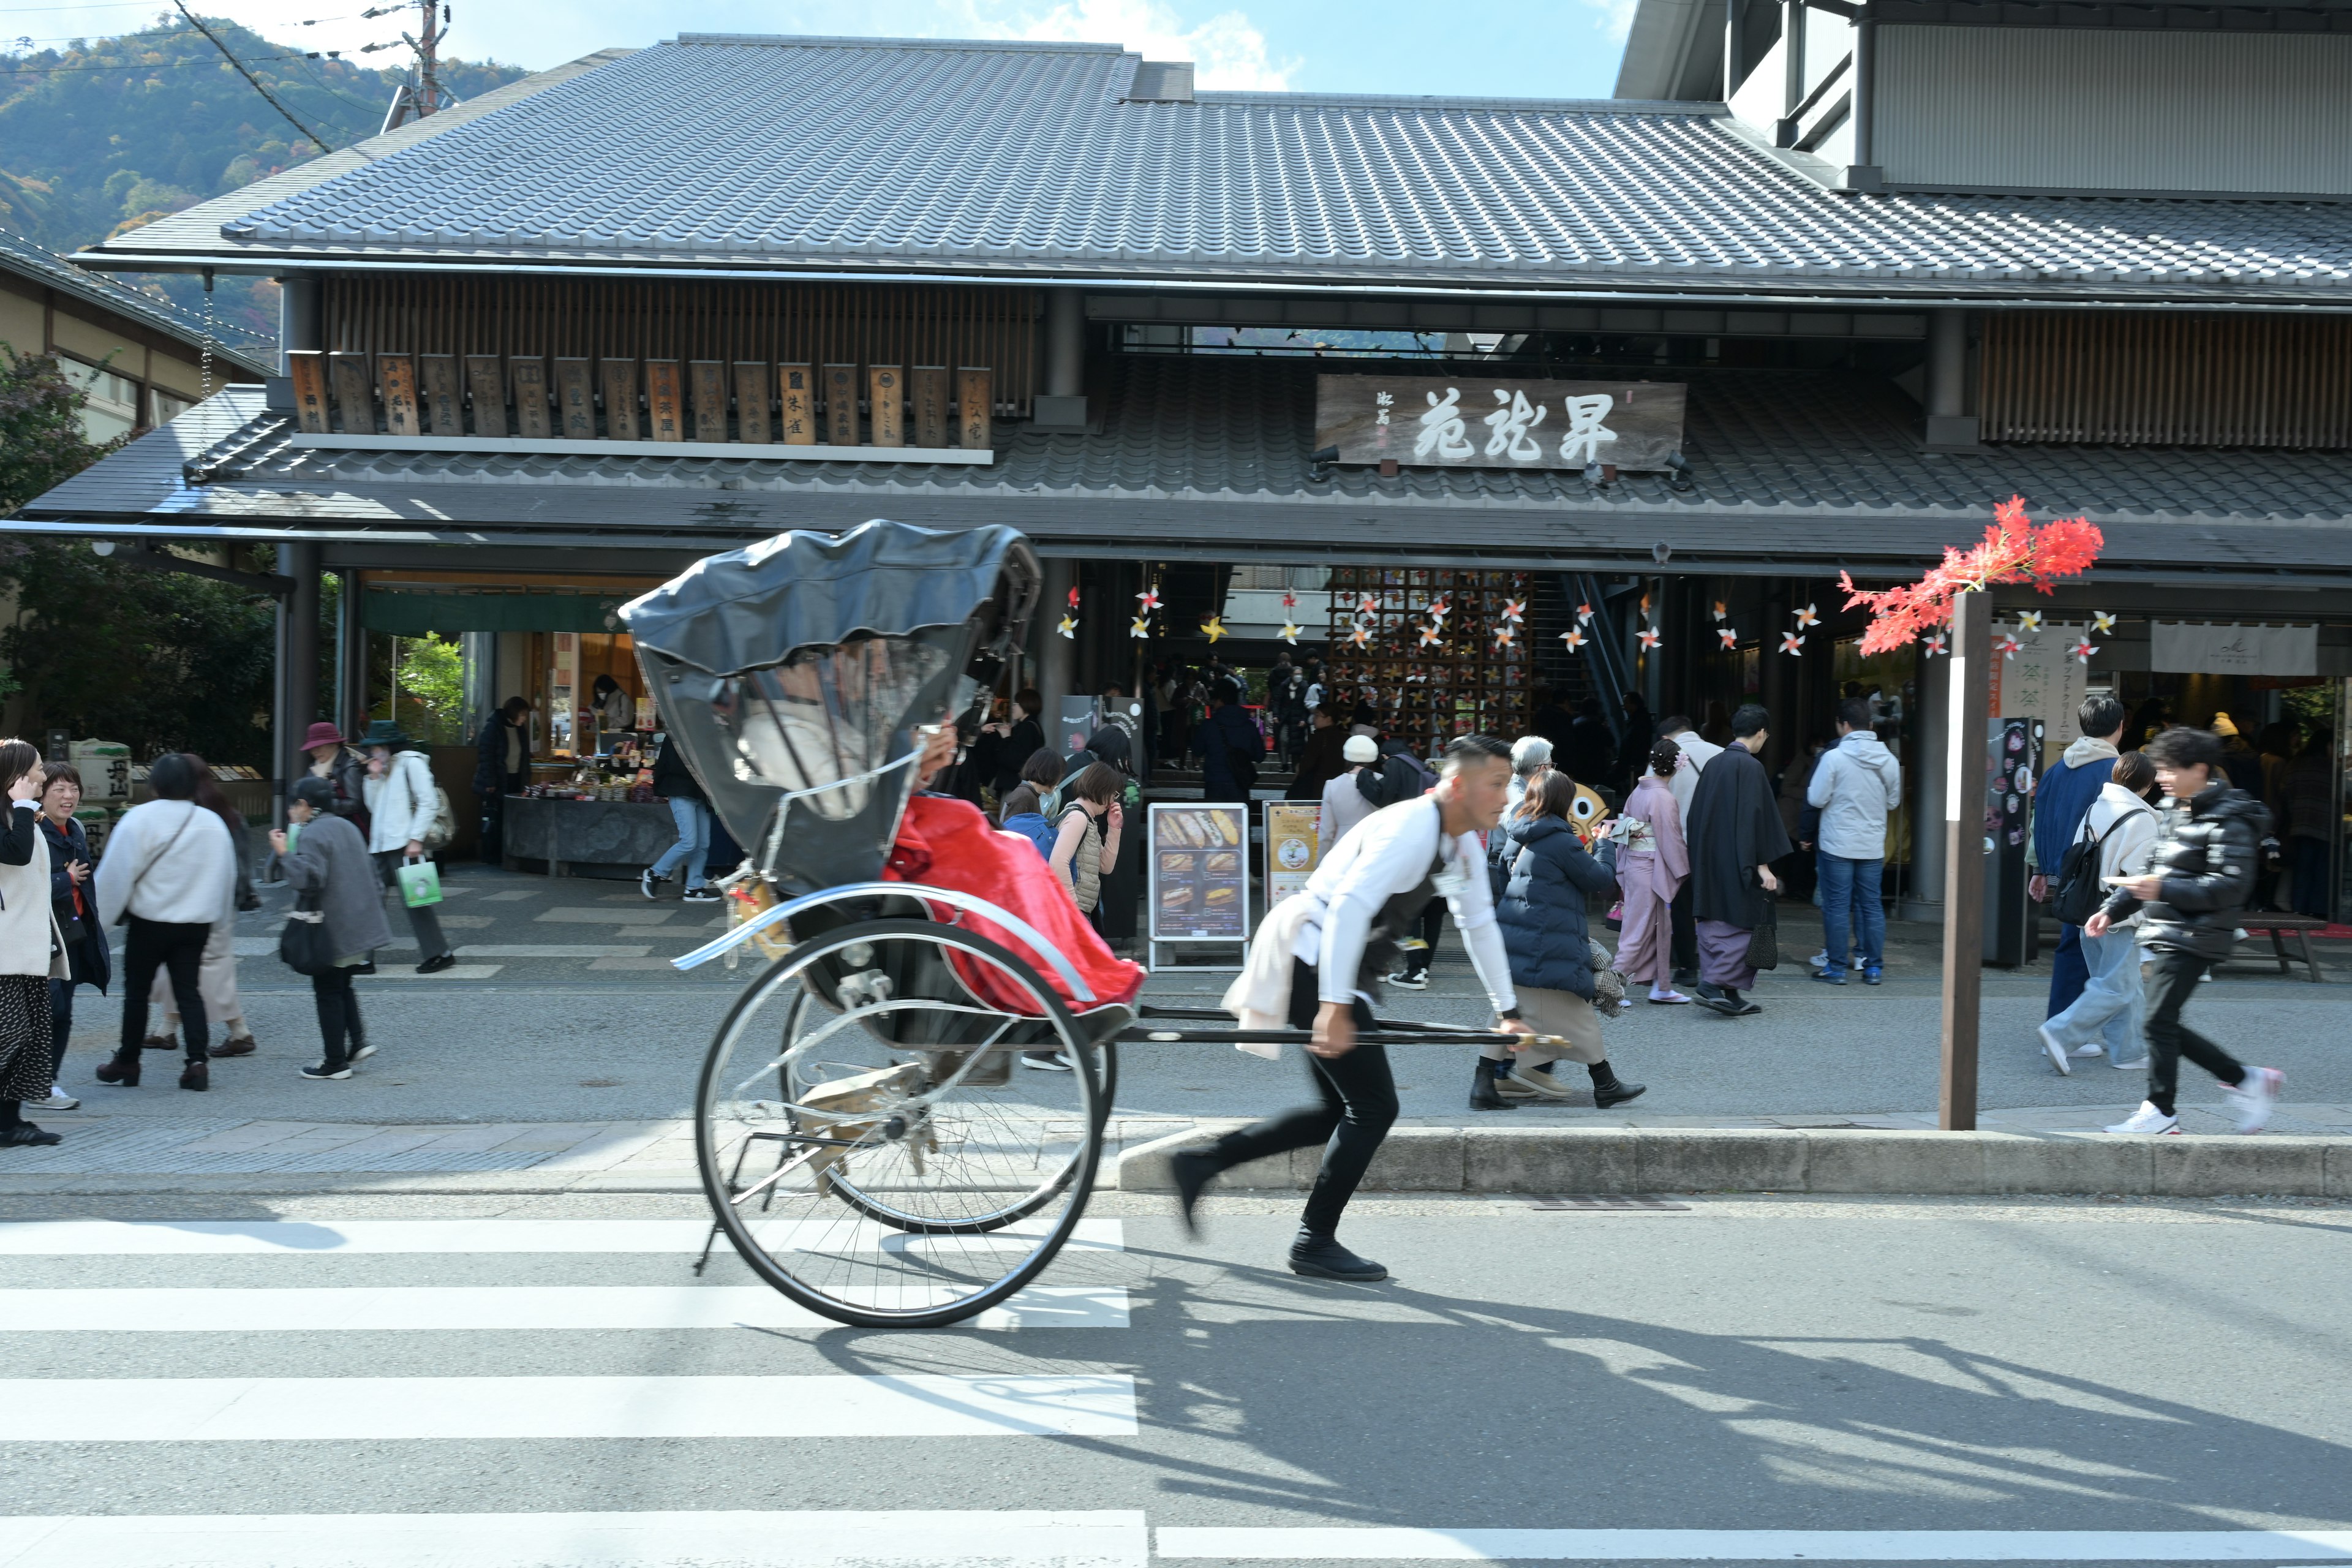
0,1217,1125,1255
1,1509,1150,1568
1151,1528,2352,1561
0,1374,1138,1440
0,1283,1129,1330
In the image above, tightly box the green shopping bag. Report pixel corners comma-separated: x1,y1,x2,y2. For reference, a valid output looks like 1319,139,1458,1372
396,858,443,908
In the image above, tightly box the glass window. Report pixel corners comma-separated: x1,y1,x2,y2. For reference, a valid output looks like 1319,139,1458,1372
151,390,192,424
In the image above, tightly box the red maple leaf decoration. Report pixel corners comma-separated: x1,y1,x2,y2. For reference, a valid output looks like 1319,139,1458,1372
1838,497,2104,657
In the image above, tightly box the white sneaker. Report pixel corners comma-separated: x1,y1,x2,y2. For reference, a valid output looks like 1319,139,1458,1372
1807,950,1829,970
2071,1042,2106,1057
2038,1025,2071,1076
2226,1066,2283,1134
2112,1057,2150,1071
35,1087,77,1112
2105,1101,2180,1135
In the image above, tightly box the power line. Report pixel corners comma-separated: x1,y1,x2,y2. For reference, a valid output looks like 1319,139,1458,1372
0,48,338,70
170,0,336,149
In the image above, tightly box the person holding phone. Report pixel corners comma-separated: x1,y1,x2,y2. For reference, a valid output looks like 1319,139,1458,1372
271,776,393,1080
0,742,68,1143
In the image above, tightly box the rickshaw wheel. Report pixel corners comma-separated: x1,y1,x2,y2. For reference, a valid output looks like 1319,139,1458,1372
696,918,1105,1329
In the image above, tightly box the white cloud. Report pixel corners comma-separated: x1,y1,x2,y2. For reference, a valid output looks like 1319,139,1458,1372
953,0,1297,91
1578,0,1640,43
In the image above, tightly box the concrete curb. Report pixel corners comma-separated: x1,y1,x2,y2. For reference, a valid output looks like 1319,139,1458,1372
1117,1124,2351,1199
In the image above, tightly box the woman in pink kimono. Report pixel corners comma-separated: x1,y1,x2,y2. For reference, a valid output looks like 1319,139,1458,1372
1615,739,1692,1005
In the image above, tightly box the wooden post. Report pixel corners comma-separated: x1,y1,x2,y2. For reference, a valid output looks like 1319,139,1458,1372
600,359,639,439
328,352,374,435
869,365,905,447
553,358,596,440
734,362,772,443
1940,589,1991,1131
957,366,992,451
287,351,330,434
378,355,420,437
689,360,728,443
911,366,949,449
418,355,463,435
646,361,684,442
823,363,859,447
465,355,507,436
778,364,815,445
510,356,552,439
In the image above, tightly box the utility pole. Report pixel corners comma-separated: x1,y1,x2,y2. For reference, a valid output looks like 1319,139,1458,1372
375,0,449,130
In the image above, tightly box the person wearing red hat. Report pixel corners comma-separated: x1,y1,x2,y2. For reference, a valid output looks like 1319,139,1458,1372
300,723,369,838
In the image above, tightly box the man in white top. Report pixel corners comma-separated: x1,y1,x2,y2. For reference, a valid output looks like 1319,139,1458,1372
1177,736,1532,1283
1316,734,1382,850
1656,715,1722,985
94,753,234,1090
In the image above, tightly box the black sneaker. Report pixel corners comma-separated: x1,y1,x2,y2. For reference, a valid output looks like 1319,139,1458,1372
1386,970,1428,991
1690,982,1739,1016
349,1041,377,1065
0,1122,61,1147
416,952,458,975
1169,1149,1218,1239
639,868,662,900
1288,1232,1388,1283
300,1060,352,1081
682,886,722,905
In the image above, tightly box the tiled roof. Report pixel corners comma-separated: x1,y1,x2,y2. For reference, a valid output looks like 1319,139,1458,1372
18,357,2352,581
83,35,2352,306
0,229,274,377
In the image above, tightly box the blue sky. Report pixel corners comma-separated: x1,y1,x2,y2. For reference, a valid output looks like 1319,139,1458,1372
10,0,1635,101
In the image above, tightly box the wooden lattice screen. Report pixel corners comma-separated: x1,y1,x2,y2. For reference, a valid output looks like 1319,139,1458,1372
1980,311,2352,449
320,276,1039,417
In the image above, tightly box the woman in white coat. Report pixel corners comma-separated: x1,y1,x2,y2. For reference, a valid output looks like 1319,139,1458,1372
0,741,69,1145
356,720,457,974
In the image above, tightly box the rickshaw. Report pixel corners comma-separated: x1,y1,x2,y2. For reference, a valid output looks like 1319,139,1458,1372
628,521,1559,1330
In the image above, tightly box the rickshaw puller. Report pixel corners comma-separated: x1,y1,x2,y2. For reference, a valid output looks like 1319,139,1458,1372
1174,734,1533,1281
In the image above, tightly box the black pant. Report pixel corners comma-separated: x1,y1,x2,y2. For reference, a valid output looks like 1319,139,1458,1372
47,978,76,1082
120,916,209,1061
2143,947,2245,1117
1670,881,1698,975
313,966,366,1065
1400,899,1445,978
1202,960,1393,1238
376,852,451,961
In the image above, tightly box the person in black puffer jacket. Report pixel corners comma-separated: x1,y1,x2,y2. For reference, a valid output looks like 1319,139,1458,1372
1474,771,1645,1113
2088,726,2283,1136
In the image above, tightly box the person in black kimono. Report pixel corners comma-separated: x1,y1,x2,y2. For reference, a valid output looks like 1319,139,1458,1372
1684,704,1792,1016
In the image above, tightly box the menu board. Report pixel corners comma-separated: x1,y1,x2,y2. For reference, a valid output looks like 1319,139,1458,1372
1264,801,1321,907
1148,804,1250,941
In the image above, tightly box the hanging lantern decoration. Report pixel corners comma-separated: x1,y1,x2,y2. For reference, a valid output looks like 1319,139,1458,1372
1559,627,1587,652
1279,619,1303,645
1136,586,1162,613
2016,610,2044,632
1717,627,1739,650
1995,631,2023,660
1200,614,1228,644
1711,600,1728,622
2092,611,2117,635
1923,632,1948,658
1794,603,1820,630
1056,614,1078,639
1780,631,1806,656
1128,614,1151,639
2070,636,2098,664
1575,601,1594,626
1637,627,1662,651
1281,589,1297,610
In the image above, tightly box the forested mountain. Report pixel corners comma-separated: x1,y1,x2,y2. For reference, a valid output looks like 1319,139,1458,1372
0,18,527,343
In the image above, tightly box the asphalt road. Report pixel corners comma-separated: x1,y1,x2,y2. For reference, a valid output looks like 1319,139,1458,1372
1,1190,2346,1566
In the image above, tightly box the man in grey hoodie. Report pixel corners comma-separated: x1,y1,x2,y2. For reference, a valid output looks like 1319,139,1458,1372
1806,698,1904,985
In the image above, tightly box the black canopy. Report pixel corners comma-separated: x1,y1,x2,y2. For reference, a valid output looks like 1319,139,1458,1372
622,520,1036,677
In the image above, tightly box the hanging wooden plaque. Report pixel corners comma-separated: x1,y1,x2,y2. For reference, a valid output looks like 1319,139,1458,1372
734,362,772,443
464,355,507,436
328,352,375,435
910,366,949,449
824,363,859,447
869,365,905,448
600,359,639,439
957,367,992,451
778,364,815,445
646,361,684,442
418,355,464,436
510,356,552,440
689,360,728,443
286,351,330,434
552,358,596,440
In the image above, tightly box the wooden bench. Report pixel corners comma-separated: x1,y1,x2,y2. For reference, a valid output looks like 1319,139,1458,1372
2232,916,2331,984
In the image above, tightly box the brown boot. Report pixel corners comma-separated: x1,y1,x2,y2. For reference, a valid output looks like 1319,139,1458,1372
211,1035,257,1058
141,1033,178,1052
95,1049,141,1087
179,1059,209,1093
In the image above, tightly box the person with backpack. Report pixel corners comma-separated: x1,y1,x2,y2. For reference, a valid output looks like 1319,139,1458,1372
357,720,458,975
2090,727,2284,1135
1197,679,1265,801
2040,750,2160,1076
643,729,721,905
2031,696,2128,1023
271,775,394,1080
1317,734,1382,850
94,752,234,1091
1355,741,1443,989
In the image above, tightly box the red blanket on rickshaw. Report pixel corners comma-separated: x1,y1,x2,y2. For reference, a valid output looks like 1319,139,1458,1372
883,794,1145,1014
